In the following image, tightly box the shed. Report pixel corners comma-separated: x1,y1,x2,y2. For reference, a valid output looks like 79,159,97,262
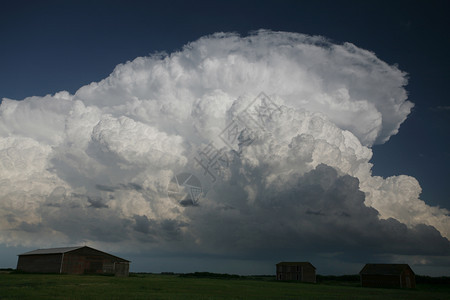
17,246,130,276
359,264,415,288
276,262,316,283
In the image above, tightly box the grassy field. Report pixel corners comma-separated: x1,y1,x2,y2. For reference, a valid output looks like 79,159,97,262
0,273,449,300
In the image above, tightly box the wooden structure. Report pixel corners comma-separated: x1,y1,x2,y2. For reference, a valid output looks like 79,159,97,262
17,246,130,276
359,264,415,288
276,262,316,283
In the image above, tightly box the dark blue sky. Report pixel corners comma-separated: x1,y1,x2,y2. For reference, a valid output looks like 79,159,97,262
1,0,449,209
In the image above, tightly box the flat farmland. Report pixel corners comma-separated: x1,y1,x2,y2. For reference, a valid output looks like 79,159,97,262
0,273,449,300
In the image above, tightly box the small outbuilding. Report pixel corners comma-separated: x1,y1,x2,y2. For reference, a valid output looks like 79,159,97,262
359,264,415,288
276,262,316,283
17,246,130,276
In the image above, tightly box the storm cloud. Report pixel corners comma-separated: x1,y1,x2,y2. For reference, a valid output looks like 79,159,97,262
0,30,448,266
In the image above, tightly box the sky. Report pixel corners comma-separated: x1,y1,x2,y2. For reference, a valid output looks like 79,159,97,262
0,0,449,276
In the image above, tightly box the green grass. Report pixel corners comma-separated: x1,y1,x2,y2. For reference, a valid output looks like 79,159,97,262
0,273,449,300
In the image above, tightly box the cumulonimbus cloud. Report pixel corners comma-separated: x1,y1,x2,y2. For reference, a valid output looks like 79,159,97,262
0,30,448,262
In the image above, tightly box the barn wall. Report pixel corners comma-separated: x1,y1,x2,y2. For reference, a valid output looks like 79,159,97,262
361,274,401,288
61,249,129,276
302,265,316,283
114,262,129,277
61,253,86,274
277,265,301,281
17,254,62,273
276,264,315,283
400,269,416,288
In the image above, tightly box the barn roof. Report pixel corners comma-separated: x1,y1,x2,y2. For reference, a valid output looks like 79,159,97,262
276,262,316,269
359,264,414,275
19,246,83,255
18,246,130,262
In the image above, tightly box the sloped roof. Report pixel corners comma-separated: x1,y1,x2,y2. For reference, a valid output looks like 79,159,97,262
19,246,83,255
359,264,414,275
18,246,129,262
276,262,316,269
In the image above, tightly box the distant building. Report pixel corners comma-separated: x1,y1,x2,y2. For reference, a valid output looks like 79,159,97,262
359,264,415,288
276,262,316,283
17,246,130,276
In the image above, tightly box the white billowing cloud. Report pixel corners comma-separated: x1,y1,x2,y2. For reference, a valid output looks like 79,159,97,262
362,175,450,238
0,92,73,145
0,136,71,246
0,30,449,263
75,31,412,146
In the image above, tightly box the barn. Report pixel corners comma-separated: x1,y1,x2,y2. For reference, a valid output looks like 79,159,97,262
276,262,316,283
16,246,130,276
359,264,415,288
